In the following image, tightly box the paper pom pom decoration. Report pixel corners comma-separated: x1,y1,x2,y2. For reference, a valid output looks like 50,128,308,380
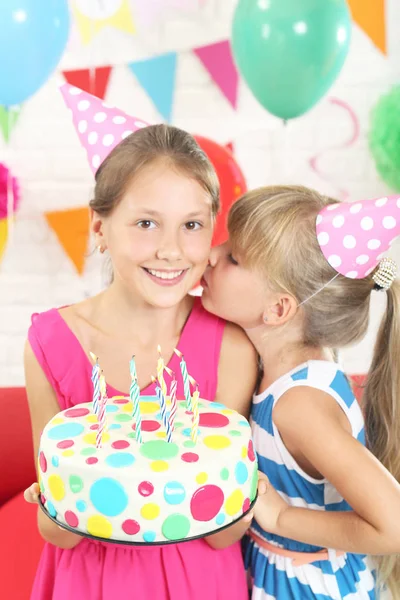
369,86,400,192
0,162,20,263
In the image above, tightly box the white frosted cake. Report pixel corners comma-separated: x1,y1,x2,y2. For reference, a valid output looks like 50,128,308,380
38,396,258,544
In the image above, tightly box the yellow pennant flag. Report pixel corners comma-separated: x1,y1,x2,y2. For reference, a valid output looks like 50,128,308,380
348,0,386,54
0,217,8,264
72,0,135,45
45,207,90,275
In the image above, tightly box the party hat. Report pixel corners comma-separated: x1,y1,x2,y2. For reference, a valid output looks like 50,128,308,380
60,83,149,174
316,195,400,279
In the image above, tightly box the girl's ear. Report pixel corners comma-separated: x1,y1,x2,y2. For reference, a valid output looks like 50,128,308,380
262,293,298,326
91,209,107,251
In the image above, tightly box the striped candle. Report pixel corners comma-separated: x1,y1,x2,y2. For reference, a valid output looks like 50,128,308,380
129,355,137,381
155,383,172,443
191,386,200,444
89,352,101,417
165,367,178,432
96,385,107,448
174,348,191,411
130,374,142,444
157,345,168,398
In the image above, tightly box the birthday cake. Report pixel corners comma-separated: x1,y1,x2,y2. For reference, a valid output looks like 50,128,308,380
38,395,258,544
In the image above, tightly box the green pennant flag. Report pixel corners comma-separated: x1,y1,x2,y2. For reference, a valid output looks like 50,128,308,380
0,105,22,143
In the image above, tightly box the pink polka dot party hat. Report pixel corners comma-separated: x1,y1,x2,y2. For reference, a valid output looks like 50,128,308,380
60,83,150,174
316,196,400,279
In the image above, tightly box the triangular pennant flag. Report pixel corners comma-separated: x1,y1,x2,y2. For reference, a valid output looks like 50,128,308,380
62,67,112,100
45,207,90,275
194,40,239,109
348,0,386,54
71,0,135,45
0,218,8,264
128,53,177,122
0,105,22,143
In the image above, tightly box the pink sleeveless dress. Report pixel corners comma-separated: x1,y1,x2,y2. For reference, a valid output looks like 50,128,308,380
28,297,248,600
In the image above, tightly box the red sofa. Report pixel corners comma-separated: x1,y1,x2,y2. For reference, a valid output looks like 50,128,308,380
0,377,365,600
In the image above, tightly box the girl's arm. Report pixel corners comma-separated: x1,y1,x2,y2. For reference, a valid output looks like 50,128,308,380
24,340,82,550
205,323,258,549
254,386,400,554
214,321,258,418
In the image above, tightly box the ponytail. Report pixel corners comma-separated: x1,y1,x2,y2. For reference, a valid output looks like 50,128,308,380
364,279,400,598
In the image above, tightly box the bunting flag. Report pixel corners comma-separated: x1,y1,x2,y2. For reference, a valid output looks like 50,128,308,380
194,40,239,109
45,207,90,275
348,0,386,54
71,0,135,45
0,218,7,263
62,67,112,100
0,105,22,143
128,53,177,122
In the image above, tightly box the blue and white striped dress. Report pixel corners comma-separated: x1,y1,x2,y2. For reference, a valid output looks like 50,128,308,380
244,360,376,600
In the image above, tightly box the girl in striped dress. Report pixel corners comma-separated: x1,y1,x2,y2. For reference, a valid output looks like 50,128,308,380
202,185,400,600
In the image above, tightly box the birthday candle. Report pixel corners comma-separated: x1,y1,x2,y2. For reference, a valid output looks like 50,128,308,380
190,377,200,444
96,373,107,448
129,355,137,381
130,358,142,444
157,345,168,398
165,367,178,432
174,348,191,411
154,378,172,443
89,352,101,417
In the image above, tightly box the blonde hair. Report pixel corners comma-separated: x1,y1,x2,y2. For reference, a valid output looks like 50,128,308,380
90,124,220,218
229,185,400,597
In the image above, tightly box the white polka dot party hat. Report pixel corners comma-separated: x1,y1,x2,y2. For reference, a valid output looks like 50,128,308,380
316,196,400,279
60,83,149,174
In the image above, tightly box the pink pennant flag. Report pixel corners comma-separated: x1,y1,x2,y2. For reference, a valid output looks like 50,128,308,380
194,40,239,109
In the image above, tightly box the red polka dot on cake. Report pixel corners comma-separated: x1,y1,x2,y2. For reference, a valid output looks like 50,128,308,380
122,519,140,535
65,510,79,527
247,440,256,462
138,481,154,497
40,494,46,505
90,424,99,430
181,452,199,463
65,408,90,418
111,440,130,450
57,440,74,449
86,457,98,465
199,413,229,428
141,420,161,432
39,451,47,473
114,399,129,404
190,485,224,521
242,498,251,513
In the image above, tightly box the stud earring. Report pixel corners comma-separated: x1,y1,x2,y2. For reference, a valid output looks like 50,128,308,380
97,245,104,254
263,316,268,323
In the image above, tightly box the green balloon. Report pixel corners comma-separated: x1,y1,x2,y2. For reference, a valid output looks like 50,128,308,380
232,0,351,120
369,85,400,192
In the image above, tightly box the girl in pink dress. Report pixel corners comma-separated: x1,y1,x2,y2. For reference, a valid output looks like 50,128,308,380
24,87,257,600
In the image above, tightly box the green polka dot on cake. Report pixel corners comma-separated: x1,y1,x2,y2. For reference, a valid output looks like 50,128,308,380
140,440,179,460
250,465,258,501
81,447,96,456
115,414,131,422
127,432,137,439
69,475,83,493
220,468,229,481
162,514,191,541
183,440,196,448
229,430,241,437
174,422,184,429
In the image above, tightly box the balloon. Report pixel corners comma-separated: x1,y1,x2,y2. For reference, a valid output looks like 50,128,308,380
232,0,351,120
369,85,400,192
194,136,247,246
0,1,70,106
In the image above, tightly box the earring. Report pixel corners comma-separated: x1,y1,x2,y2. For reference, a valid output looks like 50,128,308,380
97,245,104,254
263,316,268,323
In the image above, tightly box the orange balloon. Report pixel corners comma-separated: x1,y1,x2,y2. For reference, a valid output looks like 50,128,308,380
194,135,247,246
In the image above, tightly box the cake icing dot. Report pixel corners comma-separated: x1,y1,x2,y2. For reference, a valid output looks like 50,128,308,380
216,513,225,526
106,453,135,468
241,446,247,458
235,461,248,485
87,515,113,538
76,500,87,512
163,481,186,505
198,413,229,428
248,439,256,462
86,457,98,465
143,531,156,542
139,401,159,414
181,452,199,463
150,460,169,472
62,449,74,457
162,514,190,540
86,415,98,423
190,485,224,521
140,440,179,460
48,423,84,440
225,489,244,516
183,440,196,448
141,420,160,432
250,465,258,501
90,478,128,517
39,451,47,473
57,441,73,452
51,456,59,467
203,435,231,450
65,510,79,527
83,432,110,445
138,481,154,496
65,407,90,418
122,519,140,535
111,440,130,450
69,475,84,493
220,468,229,480
105,405,118,413
141,503,160,520
109,424,122,430
196,472,208,484
243,498,251,513
80,447,96,456
115,414,131,422
46,500,57,517
48,474,65,501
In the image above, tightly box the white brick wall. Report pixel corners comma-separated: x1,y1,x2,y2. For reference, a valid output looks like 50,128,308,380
1,0,399,385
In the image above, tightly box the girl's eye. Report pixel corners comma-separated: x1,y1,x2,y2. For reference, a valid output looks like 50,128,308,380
184,221,202,231
228,253,238,265
137,220,156,229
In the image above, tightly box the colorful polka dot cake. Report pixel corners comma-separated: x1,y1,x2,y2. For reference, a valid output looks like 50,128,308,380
38,396,258,544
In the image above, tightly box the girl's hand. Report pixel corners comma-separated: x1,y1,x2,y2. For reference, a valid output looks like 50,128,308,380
24,482,40,504
253,471,289,535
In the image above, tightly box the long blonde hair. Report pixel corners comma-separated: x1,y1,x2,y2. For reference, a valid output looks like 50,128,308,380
228,185,400,597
